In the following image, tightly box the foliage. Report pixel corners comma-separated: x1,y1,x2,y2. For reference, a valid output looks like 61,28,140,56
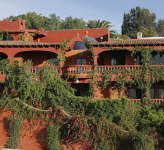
139,27,157,37
0,32,13,41
62,116,91,142
6,115,23,149
6,12,115,32
86,98,127,123
47,123,60,150
120,102,141,131
122,6,156,38
156,19,164,37
132,132,155,150
7,12,56,30
87,19,112,28
61,16,86,30
1,60,90,117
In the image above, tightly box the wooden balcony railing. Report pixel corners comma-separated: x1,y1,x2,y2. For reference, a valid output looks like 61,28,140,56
130,99,164,104
31,66,59,73
63,65,92,74
97,65,141,73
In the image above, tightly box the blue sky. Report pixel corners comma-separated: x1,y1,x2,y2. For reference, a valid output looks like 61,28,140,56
0,0,164,33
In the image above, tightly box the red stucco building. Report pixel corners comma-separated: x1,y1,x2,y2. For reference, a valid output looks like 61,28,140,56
0,18,164,102
0,18,164,150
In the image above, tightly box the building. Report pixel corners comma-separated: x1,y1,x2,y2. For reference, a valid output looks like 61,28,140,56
0,18,164,102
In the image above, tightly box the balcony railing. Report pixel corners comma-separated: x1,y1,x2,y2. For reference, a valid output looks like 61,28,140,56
63,65,92,74
31,66,59,73
97,65,141,73
130,99,164,104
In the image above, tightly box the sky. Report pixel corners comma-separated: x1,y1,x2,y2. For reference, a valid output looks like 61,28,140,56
0,0,164,33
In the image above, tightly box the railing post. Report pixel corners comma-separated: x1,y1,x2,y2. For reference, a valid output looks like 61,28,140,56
59,60,63,76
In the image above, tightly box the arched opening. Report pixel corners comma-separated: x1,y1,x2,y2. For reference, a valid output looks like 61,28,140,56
14,51,58,66
98,51,125,65
0,52,8,60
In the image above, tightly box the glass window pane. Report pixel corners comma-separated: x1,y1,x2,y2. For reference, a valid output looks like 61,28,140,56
150,55,154,65
129,89,136,99
158,88,164,99
136,55,141,65
82,59,86,65
111,58,117,65
136,89,142,99
154,54,160,65
160,53,164,65
76,59,81,65
150,88,155,99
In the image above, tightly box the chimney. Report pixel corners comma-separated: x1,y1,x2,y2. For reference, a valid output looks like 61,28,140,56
137,32,142,39
76,33,79,37
22,20,26,30
85,31,88,37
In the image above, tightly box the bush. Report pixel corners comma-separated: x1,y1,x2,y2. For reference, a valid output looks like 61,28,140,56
86,97,128,123
120,102,141,131
6,115,23,149
132,132,155,150
47,123,60,150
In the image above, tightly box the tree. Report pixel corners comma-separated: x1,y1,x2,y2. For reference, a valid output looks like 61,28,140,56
87,19,112,28
87,19,116,38
7,12,57,31
49,14,62,30
122,7,156,38
140,27,157,37
156,19,164,37
61,16,86,30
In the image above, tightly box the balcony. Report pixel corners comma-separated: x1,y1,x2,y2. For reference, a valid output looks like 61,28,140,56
130,99,164,104
97,65,141,74
31,66,59,73
63,65,92,78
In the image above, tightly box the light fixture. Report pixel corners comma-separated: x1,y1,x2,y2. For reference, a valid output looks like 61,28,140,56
76,79,79,84
100,36,103,42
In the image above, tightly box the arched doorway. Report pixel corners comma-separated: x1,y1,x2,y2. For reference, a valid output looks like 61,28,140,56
98,51,125,66
14,51,58,66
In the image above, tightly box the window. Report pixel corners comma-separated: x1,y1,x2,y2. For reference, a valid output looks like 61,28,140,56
73,41,87,50
129,88,143,99
150,52,164,65
136,54,142,65
76,59,86,65
48,58,58,66
158,88,164,99
150,88,155,99
111,51,125,65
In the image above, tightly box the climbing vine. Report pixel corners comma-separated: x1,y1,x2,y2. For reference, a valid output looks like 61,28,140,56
84,41,164,102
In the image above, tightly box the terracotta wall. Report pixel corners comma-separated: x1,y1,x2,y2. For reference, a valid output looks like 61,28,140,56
0,110,92,150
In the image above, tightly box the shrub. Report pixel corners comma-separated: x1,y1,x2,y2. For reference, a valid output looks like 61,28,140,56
132,132,155,150
6,115,23,149
47,123,60,150
86,97,128,123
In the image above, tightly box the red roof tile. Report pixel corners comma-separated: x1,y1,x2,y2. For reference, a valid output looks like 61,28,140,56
93,39,164,46
40,28,109,43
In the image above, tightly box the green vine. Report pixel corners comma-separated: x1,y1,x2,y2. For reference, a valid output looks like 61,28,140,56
6,114,23,149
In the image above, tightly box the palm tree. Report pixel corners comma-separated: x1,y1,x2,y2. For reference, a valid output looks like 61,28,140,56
87,19,112,28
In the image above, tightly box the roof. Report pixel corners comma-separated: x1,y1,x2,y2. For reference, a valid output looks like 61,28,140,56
0,41,59,47
40,28,109,43
93,39,164,47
